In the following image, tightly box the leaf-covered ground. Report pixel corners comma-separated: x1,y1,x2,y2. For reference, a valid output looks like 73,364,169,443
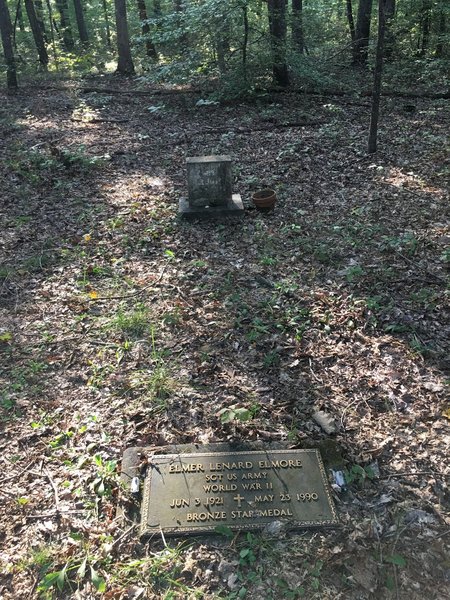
0,77,449,599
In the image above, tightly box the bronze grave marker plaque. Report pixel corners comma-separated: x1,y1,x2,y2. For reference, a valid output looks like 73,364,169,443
140,449,338,536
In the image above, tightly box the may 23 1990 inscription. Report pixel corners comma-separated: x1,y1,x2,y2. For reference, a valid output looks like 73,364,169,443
140,449,338,536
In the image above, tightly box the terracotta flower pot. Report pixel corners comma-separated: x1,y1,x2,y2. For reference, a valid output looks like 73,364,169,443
252,189,277,210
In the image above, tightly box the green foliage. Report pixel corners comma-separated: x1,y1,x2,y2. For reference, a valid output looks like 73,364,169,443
217,404,252,424
2,0,448,97
344,464,376,486
90,454,118,497
111,303,152,338
37,557,106,597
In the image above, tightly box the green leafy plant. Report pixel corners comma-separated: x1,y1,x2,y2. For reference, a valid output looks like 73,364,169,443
112,303,152,338
263,349,280,368
217,405,252,424
90,454,118,497
344,464,376,486
38,556,106,597
345,265,365,283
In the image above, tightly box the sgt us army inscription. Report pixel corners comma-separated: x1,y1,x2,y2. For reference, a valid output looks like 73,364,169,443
139,449,338,536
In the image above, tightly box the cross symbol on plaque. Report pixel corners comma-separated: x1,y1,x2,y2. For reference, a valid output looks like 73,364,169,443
233,493,245,508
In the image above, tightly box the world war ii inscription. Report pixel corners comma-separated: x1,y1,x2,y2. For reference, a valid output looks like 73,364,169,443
140,449,338,536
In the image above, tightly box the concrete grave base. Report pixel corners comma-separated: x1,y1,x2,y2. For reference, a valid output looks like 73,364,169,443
178,194,244,220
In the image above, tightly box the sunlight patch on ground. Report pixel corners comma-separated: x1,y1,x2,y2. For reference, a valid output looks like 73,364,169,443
384,167,444,196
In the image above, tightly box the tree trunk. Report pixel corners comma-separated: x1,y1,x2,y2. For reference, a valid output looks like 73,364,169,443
115,0,135,74
101,0,111,48
268,0,289,87
353,0,373,65
419,0,431,57
0,0,18,88
153,0,161,16
34,0,47,40
24,0,49,66
435,1,446,57
368,0,387,153
16,0,25,31
45,0,58,64
55,0,74,50
136,0,157,59
242,5,248,74
13,0,24,50
73,0,89,45
346,0,356,41
292,0,304,54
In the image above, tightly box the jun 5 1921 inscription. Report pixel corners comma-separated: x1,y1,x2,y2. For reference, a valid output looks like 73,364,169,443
139,449,338,536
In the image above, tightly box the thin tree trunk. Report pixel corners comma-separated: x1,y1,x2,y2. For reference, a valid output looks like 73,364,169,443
435,1,446,57
55,0,74,50
216,18,230,74
13,0,23,50
292,0,304,53
353,0,373,65
242,5,248,75
45,0,58,64
419,0,431,57
24,0,49,66
346,0,356,41
14,0,25,34
153,0,161,16
0,0,18,88
368,0,387,153
73,0,89,45
136,0,157,58
216,38,225,73
115,0,135,74
268,0,289,87
35,0,47,41
101,0,111,48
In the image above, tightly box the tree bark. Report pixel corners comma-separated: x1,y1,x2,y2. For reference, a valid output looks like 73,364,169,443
136,0,157,59
73,0,89,45
268,0,289,87
435,0,446,57
115,0,135,74
0,0,18,88
55,0,74,50
34,0,47,40
368,0,387,153
353,0,373,65
215,16,230,74
16,0,25,31
292,0,304,54
101,0,111,48
45,0,58,63
13,0,24,50
153,0,161,17
24,0,49,66
346,0,356,41
419,0,431,57
242,5,248,74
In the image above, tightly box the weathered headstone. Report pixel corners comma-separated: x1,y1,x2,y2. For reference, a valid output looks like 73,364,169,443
179,155,244,219
121,444,338,537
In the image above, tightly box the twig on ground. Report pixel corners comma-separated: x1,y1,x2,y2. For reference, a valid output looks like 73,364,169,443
44,468,60,512
111,523,137,549
90,264,169,301
0,460,35,485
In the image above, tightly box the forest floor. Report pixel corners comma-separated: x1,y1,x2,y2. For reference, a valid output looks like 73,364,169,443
0,75,449,600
